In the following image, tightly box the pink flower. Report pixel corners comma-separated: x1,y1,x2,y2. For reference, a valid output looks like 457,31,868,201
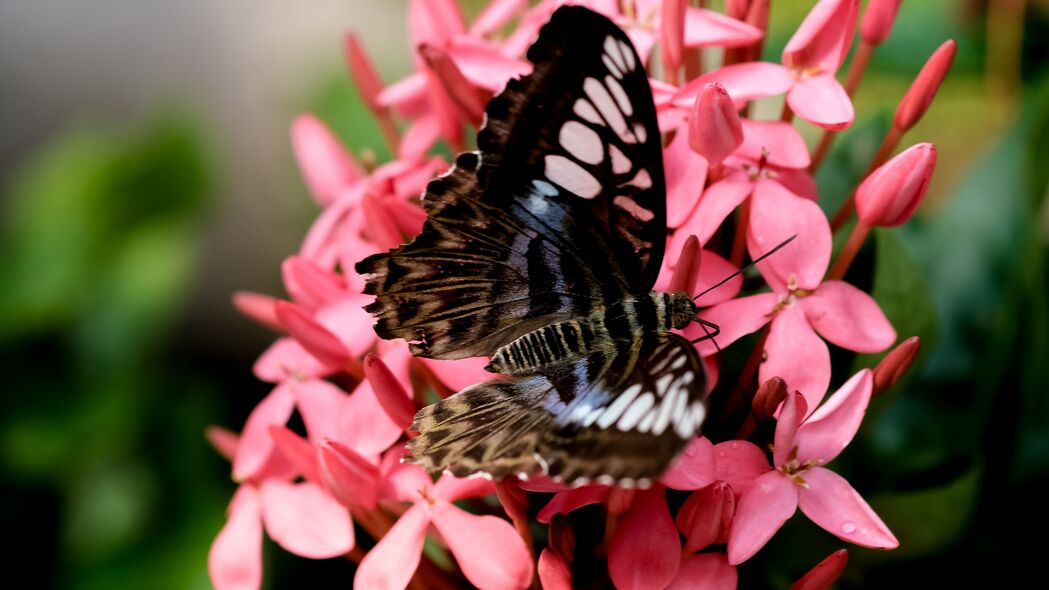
860,0,901,46
688,83,744,167
667,552,737,590
691,180,895,411
726,370,899,564
355,457,533,590
608,489,682,590
894,39,957,132
673,0,858,130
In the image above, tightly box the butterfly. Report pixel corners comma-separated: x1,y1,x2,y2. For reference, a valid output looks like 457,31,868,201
356,6,709,488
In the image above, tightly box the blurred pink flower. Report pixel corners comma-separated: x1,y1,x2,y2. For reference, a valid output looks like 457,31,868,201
355,457,533,590
667,552,737,590
726,370,899,564
691,181,895,411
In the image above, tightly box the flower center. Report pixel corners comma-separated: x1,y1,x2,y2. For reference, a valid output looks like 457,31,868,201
770,274,812,313
417,486,437,506
777,446,823,487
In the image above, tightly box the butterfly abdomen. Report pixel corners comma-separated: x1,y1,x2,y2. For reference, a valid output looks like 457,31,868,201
486,292,693,375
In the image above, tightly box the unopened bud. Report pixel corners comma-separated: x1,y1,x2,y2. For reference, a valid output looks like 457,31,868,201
860,0,901,46
856,143,936,227
894,40,956,132
344,34,385,113
669,235,702,293
790,549,849,590
274,300,350,368
752,376,788,420
872,336,921,395
676,482,735,552
419,43,485,126
689,83,744,167
661,0,687,82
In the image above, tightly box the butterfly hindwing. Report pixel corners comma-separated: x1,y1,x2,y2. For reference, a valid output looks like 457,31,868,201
356,6,665,360
407,333,707,484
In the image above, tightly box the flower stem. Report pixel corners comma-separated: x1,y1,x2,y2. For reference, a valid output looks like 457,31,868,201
730,199,752,267
719,326,769,422
826,222,871,281
829,124,902,231
844,41,875,96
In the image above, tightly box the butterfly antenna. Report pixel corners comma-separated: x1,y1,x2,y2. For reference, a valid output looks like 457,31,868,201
692,235,797,301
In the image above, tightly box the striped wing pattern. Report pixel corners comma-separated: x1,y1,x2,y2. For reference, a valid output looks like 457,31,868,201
407,333,707,486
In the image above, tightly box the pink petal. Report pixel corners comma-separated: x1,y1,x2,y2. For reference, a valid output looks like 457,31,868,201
774,391,804,467
748,179,831,290
232,384,296,481
259,480,354,558
275,301,351,369
674,62,794,108
421,356,495,390
800,281,896,353
609,490,681,590
688,83,743,168
665,130,710,228
788,74,855,130
291,379,347,443
252,337,329,383
431,503,534,589
690,293,776,356
354,503,429,590
469,0,527,36
792,549,849,590
798,467,898,548
209,486,263,590
662,436,716,490
712,440,771,498
625,28,657,67
399,114,442,161
797,370,873,464
291,114,362,206
318,440,380,509
377,72,429,112
538,486,610,523
282,256,346,312
381,458,432,504
434,474,497,503
775,168,819,201
363,354,415,429
684,6,764,47
206,426,240,463
667,552,738,590
727,470,798,564
761,307,832,417
740,119,811,170
670,171,752,252
538,548,573,590
232,291,282,332
782,0,858,73
445,37,531,92
408,0,465,48
337,377,404,458
314,294,377,358
693,249,743,307
269,426,321,484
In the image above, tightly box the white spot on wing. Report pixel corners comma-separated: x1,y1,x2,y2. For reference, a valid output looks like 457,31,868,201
597,383,641,428
605,75,633,116
618,392,655,431
584,77,629,139
638,408,657,432
532,179,558,196
627,169,653,190
604,35,627,72
603,54,623,79
652,388,679,435
559,121,604,165
632,122,648,143
609,145,631,174
614,196,655,222
618,40,636,70
654,373,674,397
574,98,602,125
544,155,601,199
670,355,687,370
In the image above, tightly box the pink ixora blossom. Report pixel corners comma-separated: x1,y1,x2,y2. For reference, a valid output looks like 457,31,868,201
672,0,859,130
690,180,895,411
355,455,533,590
726,370,899,564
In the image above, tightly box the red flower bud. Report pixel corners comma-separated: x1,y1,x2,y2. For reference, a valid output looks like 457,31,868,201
689,83,744,166
549,514,576,561
363,354,416,429
419,43,485,126
860,0,901,46
205,425,240,462
495,481,529,524
282,255,346,312
790,549,849,590
538,548,572,590
726,0,751,20
669,235,702,293
873,336,921,395
752,376,788,420
894,40,956,131
317,439,379,509
274,300,351,368
676,481,735,552
856,143,936,227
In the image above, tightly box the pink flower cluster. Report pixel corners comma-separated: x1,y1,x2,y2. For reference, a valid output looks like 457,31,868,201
211,0,952,588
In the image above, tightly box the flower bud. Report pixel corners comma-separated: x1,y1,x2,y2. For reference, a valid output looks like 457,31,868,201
549,514,576,561
860,0,901,46
274,300,351,368
363,354,415,429
419,43,485,126
538,548,572,590
661,0,687,82
873,336,921,395
726,0,751,20
790,549,848,590
232,291,282,332
752,376,788,420
894,40,956,132
282,255,346,312
495,481,529,524
688,83,744,166
676,482,735,551
344,34,384,113
856,143,936,227
318,439,379,509
669,235,702,293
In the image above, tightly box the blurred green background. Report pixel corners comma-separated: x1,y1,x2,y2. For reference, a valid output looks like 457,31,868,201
0,1,1046,588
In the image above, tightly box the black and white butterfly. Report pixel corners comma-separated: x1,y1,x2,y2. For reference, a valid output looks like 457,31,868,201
356,6,708,487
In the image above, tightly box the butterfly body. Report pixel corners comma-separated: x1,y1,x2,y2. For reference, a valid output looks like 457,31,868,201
357,6,709,486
